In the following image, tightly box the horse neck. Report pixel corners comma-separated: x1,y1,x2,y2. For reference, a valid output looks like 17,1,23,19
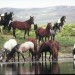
45,27,50,33
26,19,32,25
60,21,64,27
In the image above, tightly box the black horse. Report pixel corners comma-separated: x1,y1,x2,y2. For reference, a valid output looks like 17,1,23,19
0,12,13,29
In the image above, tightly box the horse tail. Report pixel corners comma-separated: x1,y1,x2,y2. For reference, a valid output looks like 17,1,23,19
6,44,20,62
8,22,12,31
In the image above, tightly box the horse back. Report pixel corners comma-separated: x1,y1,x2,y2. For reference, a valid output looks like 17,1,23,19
18,41,34,52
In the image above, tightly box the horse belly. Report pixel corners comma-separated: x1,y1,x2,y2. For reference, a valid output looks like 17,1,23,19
12,22,26,30
36,28,45,36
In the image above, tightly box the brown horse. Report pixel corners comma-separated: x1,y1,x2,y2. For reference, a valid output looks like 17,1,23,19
27,37,37,60
8,16,34,39
36,40,59,61
35,23,52,43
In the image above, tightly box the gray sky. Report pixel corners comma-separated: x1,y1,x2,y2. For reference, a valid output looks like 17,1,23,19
0,0,75,8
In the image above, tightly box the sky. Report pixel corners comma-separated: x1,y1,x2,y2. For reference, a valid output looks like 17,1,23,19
0,0,75,8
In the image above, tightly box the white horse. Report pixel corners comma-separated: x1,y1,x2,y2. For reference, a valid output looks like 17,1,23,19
2,39,17,61
6,41,35,62
3,39,17,52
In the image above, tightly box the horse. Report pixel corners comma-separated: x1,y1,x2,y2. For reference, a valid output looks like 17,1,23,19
6,41,36,62
2,39,17,61
35,23,52,43
0,12,13,30
27,37,37,60
8,16,34,39
50,24,60,40
36,40,59,61
54,16,66,30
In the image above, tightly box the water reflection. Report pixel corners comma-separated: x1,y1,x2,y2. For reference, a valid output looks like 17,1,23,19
0,61,60,74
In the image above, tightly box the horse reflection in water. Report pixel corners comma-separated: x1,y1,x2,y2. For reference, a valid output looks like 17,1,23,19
0,62,60,74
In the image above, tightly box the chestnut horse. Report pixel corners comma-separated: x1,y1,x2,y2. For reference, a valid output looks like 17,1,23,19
36,40,59,61
27,37,37,60
8,16,34,39
35,23,52,43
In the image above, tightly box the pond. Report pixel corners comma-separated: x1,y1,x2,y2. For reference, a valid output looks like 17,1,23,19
0,58,75,74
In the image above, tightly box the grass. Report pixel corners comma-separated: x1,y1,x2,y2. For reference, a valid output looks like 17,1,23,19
0,24,75,54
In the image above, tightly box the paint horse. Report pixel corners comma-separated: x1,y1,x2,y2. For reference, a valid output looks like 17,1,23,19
8,16,34,39
3,39,17,60
36,40,59,61
6,41,36,62
49,16,66,40
35,23,52,43
54,16,66,30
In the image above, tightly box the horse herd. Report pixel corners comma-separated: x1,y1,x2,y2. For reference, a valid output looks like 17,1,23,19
0,12,67,62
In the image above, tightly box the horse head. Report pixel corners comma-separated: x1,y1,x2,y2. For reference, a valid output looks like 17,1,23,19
61,16,66,22
7,12,13,21
30,16,34,24
49,40,59,61
46,22,52,30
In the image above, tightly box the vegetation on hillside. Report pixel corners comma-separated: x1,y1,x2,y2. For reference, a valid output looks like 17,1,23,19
0,24,75,53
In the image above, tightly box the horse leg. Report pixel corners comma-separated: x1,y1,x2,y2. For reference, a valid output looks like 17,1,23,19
45,37,46,42
13,29,16,38
28,30,29,37
29,51,31,57
45,52,46,61
53,35,55,40
17,52,20,62
13,52,15,62
42,37,44,42
20,52,25,62
48,36,50,40
39,36,41,45
24,30,26,39
51,35,52,40
49,52,51,61
42,52,43,61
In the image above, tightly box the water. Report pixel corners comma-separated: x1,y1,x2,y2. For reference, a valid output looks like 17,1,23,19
0,59,75,74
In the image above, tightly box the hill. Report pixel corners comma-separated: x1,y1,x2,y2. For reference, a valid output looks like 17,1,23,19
0,6,75,25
